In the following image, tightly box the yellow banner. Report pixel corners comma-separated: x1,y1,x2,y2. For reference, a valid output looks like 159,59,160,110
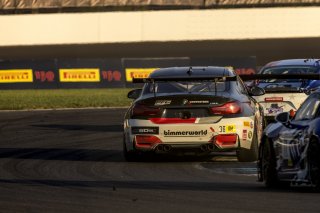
125,68,157,82
0,69,33,83
59,69,100,82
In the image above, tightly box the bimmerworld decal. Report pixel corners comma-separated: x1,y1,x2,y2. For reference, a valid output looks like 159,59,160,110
125,68,157,82
163,130,208,137
0,69,33,83
59,69,100,82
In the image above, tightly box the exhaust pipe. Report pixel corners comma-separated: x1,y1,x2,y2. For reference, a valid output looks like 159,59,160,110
155,144,172,152
200,144,208,152
207,144,215,151
155,144,164,152
163,145,172,152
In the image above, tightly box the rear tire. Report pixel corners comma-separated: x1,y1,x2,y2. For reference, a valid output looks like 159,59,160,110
308,138,320,191
237,128,258,162
123,135,138,162
261,137,285,188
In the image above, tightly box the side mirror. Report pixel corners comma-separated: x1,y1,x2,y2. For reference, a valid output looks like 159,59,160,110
127,89,142,99
249,86,265,96
275,112,290,124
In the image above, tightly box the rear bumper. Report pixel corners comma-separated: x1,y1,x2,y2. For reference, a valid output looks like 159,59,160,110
137,142,240,155
124,116,255,152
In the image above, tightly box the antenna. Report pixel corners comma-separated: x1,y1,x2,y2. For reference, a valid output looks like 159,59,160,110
187,67,193,76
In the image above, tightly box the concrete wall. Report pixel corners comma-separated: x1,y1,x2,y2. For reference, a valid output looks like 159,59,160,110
1,7,320,46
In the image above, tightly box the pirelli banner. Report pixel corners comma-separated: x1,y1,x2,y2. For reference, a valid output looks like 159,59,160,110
0,59,125,89
0,57,256,89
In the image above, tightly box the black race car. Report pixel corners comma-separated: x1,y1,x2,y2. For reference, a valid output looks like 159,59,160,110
258,91,320,189
124,66,265,162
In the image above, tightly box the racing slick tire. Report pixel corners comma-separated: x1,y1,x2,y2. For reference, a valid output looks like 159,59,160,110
308,138,320,191
236,127,258,162
260,137,279,188
123,135,138,162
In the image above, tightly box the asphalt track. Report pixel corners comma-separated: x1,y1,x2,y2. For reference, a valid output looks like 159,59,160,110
0,108,319,213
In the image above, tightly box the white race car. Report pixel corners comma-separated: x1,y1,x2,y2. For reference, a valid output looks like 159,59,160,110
123,67,265,162
252,59,320,123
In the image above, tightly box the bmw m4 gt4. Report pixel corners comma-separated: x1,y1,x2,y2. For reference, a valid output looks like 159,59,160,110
124,67,265,162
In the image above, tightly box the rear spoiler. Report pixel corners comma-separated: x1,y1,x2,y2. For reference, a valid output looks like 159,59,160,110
132,76,237,83
239,74,320,81
132,74,320,83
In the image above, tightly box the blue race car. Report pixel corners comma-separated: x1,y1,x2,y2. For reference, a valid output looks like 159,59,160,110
257,91,320,189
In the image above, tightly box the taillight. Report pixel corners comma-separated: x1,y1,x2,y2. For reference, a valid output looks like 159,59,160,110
210,102,241,115
135,135,162,148
131,103,161,117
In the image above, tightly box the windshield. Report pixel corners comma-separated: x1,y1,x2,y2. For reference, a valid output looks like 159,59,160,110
260,66,318,83
142,81,228,95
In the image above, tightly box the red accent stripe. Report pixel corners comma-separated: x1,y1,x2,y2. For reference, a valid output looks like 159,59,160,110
265,97,283,102
149,118,196,124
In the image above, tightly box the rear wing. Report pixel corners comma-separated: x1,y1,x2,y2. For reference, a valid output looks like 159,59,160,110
132,76,237,83
239,74,320,81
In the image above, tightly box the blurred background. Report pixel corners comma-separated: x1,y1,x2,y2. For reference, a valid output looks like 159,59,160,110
0,0,320,89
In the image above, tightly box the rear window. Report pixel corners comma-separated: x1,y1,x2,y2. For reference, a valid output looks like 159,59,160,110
260,66,318,83
142,81,228,95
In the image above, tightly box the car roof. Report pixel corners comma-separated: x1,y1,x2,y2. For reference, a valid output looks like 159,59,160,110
149,66,235,79
263,59,320,68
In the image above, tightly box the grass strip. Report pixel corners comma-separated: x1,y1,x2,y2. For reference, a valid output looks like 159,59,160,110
0,88,133,110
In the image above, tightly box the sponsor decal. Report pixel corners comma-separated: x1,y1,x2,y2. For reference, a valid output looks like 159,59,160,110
155,100,172,106
219,125,236,133
34,71,55,82
182,100,210,105
248,131,253,139
59,69,100,82
125,68,157,82
163,130,207,137
242,129,247,140
266,107,283,114
188,100,210,104
243,121,250,127
131,127,159,135
101,70,122,82
0,69,33,83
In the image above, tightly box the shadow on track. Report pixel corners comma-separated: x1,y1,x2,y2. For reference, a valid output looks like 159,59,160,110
31,124,123,132
0,178,317,194
0,148,214,163
0,148,123,162
0,148,235,163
